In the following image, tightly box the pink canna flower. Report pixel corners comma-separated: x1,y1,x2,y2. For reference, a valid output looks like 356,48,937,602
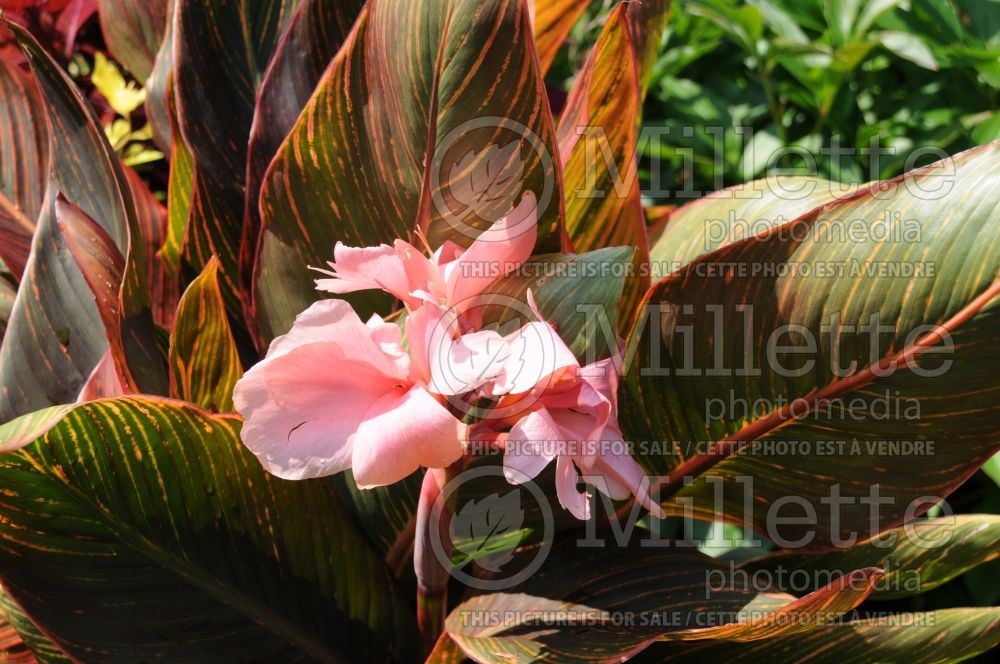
233,298,471,488
313,193,537,312
489,312,662,520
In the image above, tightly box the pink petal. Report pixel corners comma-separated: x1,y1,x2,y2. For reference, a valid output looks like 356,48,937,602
494,321,579,395
503,409,560,483
443,193,538,306
579,358,619,410
591,444,665,518
234,345,397,480
430,329,511,396
233,299,411,480
314,242,432,308
352,386,466,488
405,302,456,385
555,455,590,520
268,299,409,382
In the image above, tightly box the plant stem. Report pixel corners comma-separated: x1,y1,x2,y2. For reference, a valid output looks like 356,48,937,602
414,464,459,657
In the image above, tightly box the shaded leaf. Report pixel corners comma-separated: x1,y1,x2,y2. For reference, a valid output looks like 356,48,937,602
446,540,880,663
98,0,169,81
56,197,164,395
0,397,413,661
143,0,175,151
169,257,242,412
0,56,48,283
174,0,300,323
123,164,177,328
0,587,70,663
653,608,1000,663
741,515,1000,599
241,0,365,340
0,23,165,421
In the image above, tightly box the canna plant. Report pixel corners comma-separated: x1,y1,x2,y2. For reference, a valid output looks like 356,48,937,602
0,0,998,663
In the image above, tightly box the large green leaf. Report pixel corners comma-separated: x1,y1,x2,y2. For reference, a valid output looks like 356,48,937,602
622,142,1000,546
479,247,633,363
650,608,1000,663
169,257,242,412
0,23,165,422
740,515,1000,599
98,0,169,81
174,0,300,323
0,56,48,283
255,0,565,342
241,0,365,340
557,5,648,326
445,540,881,663
0,397,413,661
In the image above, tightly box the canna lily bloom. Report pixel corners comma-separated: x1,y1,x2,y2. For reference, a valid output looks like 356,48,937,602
313,193,537,312
492,315,663,520
233,298,472,488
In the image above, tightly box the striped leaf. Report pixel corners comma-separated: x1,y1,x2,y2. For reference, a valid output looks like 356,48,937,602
0,397,413,661
173,0,300,323
557,5,648,327
529,0,590,75
0,56,48,283
255,0,565,342
0,609,33,663
626,0,672,98
169,257,242,412
0,588,70,664
97,0,169,81
0,22,165,422
479,247,633,363
446,541,880,663
621,142,1000,547
160,83,193,277
241,0,365,340
647,176,844,278
741,515,1000,599
652,608,1000,663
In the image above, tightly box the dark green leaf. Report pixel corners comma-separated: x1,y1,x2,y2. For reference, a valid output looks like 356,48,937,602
0,397,413,661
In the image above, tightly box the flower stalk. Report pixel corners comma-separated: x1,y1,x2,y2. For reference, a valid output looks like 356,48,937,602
414,463,460,656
